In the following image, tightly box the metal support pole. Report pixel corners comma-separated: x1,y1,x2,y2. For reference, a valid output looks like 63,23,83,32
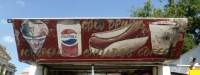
91,64,94,75
190,57,196,70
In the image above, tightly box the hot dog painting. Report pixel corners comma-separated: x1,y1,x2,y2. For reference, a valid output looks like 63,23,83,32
89,20,148,57
11,18,187,63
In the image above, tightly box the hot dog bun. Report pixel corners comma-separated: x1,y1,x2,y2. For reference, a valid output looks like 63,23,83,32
91,25,131,38
90,37,148,57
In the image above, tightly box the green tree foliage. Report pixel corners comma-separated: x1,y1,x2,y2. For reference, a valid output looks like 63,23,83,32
0,67,4,75
128,0,199,54
129,0,164,17
182,34,195,54
0,72,4,75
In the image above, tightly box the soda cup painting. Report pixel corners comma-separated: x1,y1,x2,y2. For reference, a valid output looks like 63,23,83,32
11,18,187,63
56,20,82,57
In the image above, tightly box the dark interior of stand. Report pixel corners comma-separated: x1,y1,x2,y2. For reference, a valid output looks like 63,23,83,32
43,64,154,75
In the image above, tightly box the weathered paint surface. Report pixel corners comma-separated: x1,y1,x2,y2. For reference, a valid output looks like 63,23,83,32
11,18,187,64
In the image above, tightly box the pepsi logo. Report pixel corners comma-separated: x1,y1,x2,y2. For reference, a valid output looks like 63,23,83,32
61,29,77,46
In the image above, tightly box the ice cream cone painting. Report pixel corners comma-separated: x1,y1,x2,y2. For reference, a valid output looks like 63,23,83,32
20,20,49,53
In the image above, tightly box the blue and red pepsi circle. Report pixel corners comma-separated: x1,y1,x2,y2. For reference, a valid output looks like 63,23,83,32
61,29,78,46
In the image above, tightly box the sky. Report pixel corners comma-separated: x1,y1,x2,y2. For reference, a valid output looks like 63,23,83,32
0,0,167,75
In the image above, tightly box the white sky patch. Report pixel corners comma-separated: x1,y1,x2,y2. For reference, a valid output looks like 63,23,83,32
2,36,15,43
0,20,7,24
16,0,25,6
23,67,30,72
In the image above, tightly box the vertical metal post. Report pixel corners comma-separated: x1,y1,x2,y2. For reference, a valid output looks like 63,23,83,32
42,67,44,75
190,57,196,70
92,64,94,75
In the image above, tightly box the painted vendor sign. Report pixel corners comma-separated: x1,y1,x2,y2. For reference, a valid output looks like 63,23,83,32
11,18,187,63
